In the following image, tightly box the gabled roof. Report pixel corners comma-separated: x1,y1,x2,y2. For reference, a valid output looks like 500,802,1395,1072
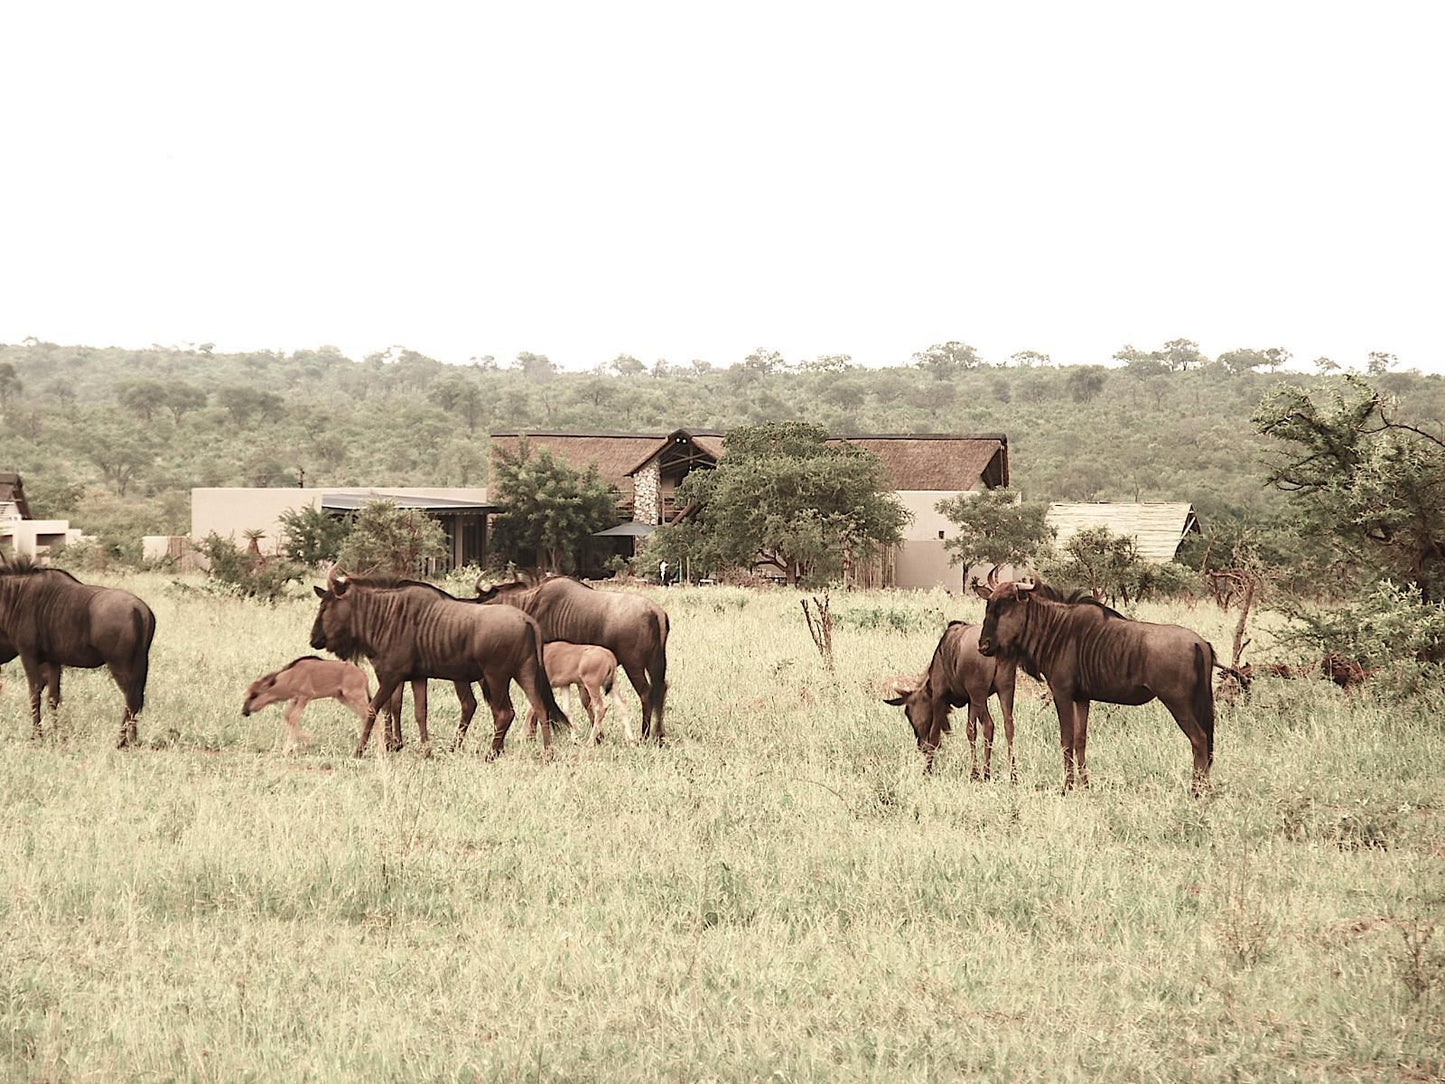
0,472,32,519
623,429,726,478
1045,502,1201,563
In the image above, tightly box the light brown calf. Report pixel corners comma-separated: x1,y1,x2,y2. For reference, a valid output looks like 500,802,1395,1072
525,641,631,745
242,656,372,753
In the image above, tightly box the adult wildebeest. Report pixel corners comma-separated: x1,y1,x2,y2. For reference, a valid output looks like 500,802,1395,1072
476,576,669,743
976,579,1216,796
883,620,1019,780
0,561,155,746
523,641,630,746
310,572,568,758
243,656,373,753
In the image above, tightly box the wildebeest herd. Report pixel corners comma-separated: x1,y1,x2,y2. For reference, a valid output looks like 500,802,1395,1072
1,558,1218,793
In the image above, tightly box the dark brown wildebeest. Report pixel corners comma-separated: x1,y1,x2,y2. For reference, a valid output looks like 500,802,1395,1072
476,576,669,742
310,572,568,758
0,562,155,746
242,656,373,753
883,620,1019,780
976,579,1216,796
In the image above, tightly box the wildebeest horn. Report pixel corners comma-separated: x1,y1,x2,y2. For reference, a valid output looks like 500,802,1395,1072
986,564,1000,587
325,565,341,590
1017,579,1036,592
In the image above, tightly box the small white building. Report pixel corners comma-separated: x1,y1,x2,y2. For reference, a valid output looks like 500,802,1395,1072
0,473,82,560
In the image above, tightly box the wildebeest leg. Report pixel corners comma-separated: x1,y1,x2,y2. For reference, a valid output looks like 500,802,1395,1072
976,701,998,782
384,686,404,751
583,683,607,745
612,682,634,743
1072,700,1091,787
997,671,1018,784
283,698,309,754
965,706,980,781
484,677,516,761
1165,698,1212,798
622,661,652,740
21,655,46,739
100,657,141,748
1052,694,1077,792
453,682,478,751
358,677,403,757
411,679,431,756
45,665,61,713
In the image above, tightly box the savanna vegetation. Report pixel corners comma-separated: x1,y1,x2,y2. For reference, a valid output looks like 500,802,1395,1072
3,337,1442,569
1,578,1441,1081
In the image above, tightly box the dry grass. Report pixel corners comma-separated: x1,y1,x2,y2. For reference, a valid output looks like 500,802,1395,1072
1,576,1442,1081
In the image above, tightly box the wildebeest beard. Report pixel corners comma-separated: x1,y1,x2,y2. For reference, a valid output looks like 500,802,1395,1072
997,640,1044,681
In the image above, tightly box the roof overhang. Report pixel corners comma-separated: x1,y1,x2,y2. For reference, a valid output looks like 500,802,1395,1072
593,521,656,537
321,491,499,513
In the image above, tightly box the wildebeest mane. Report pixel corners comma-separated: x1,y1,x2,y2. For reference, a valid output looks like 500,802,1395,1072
1059,590,1125,618
0,562,81,582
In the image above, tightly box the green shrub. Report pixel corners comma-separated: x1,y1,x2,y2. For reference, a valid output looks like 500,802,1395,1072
192,532,305,602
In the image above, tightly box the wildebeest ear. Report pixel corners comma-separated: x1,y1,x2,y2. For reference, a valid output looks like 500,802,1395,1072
313,585,328,599
334,577,350,596
883,695,907,706
972,583,994,600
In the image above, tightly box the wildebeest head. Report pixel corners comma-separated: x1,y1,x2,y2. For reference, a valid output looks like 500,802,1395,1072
881,673,938,751
975,579,1036,658
310,570,361,660
241,671,280,717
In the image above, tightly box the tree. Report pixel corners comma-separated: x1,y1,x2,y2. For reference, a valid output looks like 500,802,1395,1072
83,417,158,497
335,500,449,578
1043,525,1146,603
610,354,646,377
0,362,22,412
1009,350,1051,368
161,383,207,424
1158,338,1208,372
1217,347,1289,375
935,488,1054,571
1066,366,1107,403
278,504,352,567
657,422,910,585
1253,375,1445,600
912,341,981,379
117,379,168,423
429,372,487,432
512,351,558,383
489,438,619,572
1366,351,1398,376
217,385,284,426
798,353,856,374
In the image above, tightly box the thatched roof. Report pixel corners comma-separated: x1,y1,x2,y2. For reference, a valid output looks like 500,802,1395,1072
489,430,1009,503
1046,502,1201,563
0,472,32,519
834,434,1008,491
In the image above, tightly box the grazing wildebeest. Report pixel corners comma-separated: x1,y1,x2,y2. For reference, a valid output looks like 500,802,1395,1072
310,572,568,758
976,579,1216,796
883,620,1019,780
242,656,373,753
476,576,669,742
0,561,155,746
524,641,631,746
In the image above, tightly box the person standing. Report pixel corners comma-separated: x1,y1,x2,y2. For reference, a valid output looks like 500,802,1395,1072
659,559,670,587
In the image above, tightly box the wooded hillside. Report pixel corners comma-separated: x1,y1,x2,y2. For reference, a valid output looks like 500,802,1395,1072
1,339,1441,553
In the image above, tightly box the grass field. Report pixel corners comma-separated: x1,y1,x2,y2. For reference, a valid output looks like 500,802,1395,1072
2,575,1443,1082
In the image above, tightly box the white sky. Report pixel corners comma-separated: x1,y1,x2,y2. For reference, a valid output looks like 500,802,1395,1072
2,2,1442,372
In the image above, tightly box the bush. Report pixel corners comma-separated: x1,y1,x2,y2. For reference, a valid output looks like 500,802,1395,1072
1280,580,1445,689
278,505,351,567
334,501,448,578
192,532,306,602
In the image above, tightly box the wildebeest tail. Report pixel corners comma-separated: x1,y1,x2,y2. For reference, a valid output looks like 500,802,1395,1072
648,609,668,732
1194,642,1215,767
128,605,156,715
528,621,570,729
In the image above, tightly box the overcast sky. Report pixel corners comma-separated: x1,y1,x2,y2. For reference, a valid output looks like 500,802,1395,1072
3,2,1441,372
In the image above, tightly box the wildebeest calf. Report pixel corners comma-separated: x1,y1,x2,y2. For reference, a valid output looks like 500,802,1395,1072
242,656,373,753
525,641,631,745
883,620,1019,779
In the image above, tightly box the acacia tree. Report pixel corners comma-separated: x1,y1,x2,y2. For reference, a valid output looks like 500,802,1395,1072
334,500,448,578
1253,375,1445,600
657,422,909,585
935,488,1054,572
489,438,619,572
